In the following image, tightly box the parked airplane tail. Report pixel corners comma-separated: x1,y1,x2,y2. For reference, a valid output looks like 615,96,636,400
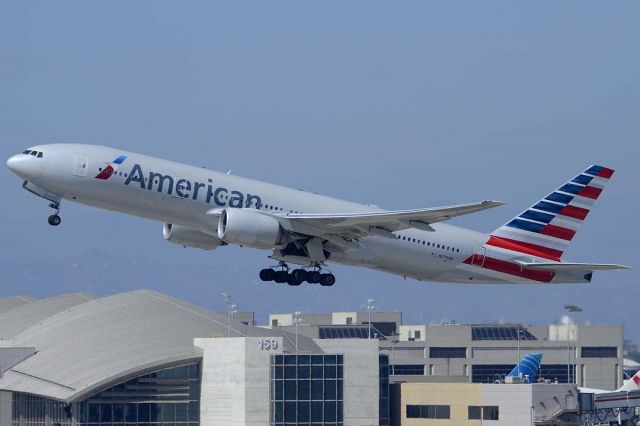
489,165,615,261
507,352,543,382
619,370,640,392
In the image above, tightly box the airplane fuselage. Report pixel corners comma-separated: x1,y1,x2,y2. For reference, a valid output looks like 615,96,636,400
6,144,596,284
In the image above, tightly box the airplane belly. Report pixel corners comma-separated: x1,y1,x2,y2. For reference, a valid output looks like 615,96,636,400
330,236,451,281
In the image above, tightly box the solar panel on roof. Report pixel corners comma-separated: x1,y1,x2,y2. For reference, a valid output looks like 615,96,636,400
471,326,537,341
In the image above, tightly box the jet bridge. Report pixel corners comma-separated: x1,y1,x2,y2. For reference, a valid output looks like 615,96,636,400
580,389,640,425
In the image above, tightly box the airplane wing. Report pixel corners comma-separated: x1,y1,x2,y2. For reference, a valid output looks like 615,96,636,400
514,261,631,271
208,200,504,250
274,200,504,247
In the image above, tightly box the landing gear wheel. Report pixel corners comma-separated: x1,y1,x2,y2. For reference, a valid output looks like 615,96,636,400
320,273,336,287
287,273,304,286
291,269,308,283
48,215,61,226
307,271,322,284
274,270,289,284
259,269,276,282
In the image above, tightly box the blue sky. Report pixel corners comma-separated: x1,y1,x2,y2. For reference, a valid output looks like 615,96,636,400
1,2,639,338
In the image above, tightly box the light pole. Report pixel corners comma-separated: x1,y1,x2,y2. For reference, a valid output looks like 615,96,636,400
293,311,302,353
517,329,523,379
223,293,236,337
367,298,376,339
564,305,582,384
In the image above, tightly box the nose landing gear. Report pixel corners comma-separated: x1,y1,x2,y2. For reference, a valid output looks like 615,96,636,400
47,203,61,226
259,262,336,287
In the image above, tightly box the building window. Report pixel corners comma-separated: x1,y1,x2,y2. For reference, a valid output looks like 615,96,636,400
346,317,353,325
468,405,481,419
12,363,202,426
406,404,450,419
414,330,421,340
379,355,390,426
582,346,617,358
391,364,424,375
272,319,279,326
271,354,344,425
483,406,499,420
429,347,467,358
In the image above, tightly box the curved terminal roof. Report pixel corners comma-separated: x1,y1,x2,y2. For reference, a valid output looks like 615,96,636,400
0,293,94,340
0,289,319,402
0,295,34,314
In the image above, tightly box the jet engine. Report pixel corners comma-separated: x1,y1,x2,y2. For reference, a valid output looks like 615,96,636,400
217,208,284,249
163,223,225,250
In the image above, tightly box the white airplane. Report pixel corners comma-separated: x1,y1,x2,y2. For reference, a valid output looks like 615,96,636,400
580,371,640,395
6,144,629,286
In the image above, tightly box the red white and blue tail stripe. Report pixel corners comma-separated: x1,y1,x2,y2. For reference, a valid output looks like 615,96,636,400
489,165,614,261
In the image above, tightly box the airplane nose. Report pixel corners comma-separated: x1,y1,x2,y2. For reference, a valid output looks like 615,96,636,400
6,154,33,179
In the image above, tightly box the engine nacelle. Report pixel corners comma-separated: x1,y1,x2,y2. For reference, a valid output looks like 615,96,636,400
217,208,283,249
163,223,224,250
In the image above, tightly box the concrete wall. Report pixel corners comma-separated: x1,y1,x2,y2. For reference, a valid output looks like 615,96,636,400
399,325,427,342
314,339,380,426
195,336,282,426
393,383,578,426
482,384,533,425
0,391,11,425
396,383,483,425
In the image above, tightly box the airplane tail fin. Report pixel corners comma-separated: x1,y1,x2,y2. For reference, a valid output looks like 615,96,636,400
619,370,640,392
507,352,543,382
489,165,615,261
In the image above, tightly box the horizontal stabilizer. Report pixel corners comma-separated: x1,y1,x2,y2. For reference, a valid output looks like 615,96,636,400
514,261,630,271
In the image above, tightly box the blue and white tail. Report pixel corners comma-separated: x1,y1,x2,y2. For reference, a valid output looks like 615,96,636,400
489,165,614,261
508,352,543,382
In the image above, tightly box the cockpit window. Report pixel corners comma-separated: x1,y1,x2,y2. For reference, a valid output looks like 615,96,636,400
23,149,44,158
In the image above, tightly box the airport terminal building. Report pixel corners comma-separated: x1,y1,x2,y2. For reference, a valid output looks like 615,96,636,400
0,291,388,426
269,311,624,390
0,291,626,426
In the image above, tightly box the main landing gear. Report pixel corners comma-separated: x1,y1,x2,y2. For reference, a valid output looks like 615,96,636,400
259,262,336,287
47,203,61,226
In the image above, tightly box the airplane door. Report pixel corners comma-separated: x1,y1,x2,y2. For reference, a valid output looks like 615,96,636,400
73,156,89,177
471,246,486,267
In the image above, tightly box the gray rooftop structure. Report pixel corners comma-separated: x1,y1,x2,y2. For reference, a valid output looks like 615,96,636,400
0,293,94,340
0,289,319,403
0,296,34,315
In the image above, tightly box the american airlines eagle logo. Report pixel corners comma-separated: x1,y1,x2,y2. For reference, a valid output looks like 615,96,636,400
95,155,127,180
